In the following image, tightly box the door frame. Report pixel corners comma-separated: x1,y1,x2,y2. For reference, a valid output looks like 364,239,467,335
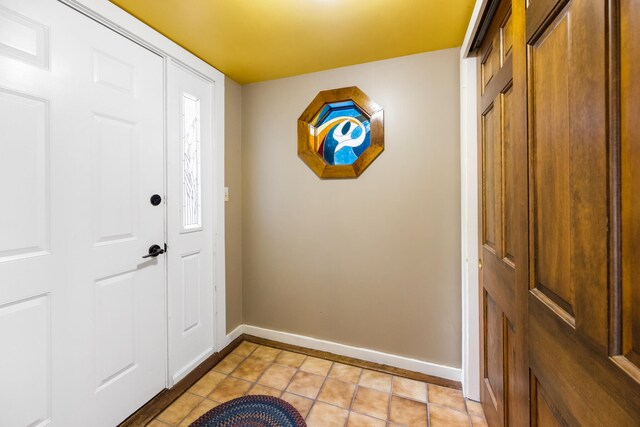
59,0,228,378
459,0,490,402
65,0,485,402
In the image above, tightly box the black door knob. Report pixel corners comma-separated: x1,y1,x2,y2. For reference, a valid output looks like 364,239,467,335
150,194,162,206
142,244,165,258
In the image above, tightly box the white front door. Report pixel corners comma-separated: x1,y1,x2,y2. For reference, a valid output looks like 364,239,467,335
167,61,216,385
0,1,165,426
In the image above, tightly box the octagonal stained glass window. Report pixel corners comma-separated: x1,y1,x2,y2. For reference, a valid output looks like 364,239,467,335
298,86,384,179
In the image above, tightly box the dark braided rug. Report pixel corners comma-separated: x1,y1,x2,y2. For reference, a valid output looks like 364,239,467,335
189,395,306,427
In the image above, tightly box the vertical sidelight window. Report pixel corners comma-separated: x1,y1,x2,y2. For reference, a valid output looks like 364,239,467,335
182,92,201,230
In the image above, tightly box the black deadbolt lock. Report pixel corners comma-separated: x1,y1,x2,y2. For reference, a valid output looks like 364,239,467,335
150,194,162,206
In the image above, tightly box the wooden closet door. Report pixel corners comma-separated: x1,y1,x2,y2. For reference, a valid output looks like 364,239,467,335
526,0,640,424
478,1,528,425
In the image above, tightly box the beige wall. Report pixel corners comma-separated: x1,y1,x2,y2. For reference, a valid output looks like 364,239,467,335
224,77,243,332
240,49,462,367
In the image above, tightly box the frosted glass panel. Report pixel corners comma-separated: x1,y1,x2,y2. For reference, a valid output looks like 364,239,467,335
182,92,201,230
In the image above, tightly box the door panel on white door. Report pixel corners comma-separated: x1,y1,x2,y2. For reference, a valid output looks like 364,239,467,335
92,113,138,245
94,271,136,391
0,5,48,68
0,294,51,427
182,252,202,332
0,88,49,261
168,61,215,384
92,50,136,95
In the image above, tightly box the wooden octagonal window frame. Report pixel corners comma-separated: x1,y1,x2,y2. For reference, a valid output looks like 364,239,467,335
298,86,384,179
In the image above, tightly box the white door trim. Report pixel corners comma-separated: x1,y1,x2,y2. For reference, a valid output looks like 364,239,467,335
459,0,487,402
459,53,480,401
59,0,227,370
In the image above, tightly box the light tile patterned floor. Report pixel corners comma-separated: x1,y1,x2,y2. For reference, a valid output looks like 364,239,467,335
149,341,488,427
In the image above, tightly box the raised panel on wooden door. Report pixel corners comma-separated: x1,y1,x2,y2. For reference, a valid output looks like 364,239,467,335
482,2,514,99
482,293,518,427
501,10,514,64
481,94,516,315
482,35,499,94
482,103,498,254
528,0,609,345
0,295,51,427
484,292,504,415
501,85,516,264
529,5,575,324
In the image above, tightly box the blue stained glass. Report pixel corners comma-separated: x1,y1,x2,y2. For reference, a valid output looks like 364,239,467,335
311,101,371,166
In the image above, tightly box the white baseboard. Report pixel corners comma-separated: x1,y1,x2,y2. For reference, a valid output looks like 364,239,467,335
222,324,245,347
226,325,461,383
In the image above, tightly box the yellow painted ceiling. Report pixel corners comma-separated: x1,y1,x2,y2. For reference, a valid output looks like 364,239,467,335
109,0,475,84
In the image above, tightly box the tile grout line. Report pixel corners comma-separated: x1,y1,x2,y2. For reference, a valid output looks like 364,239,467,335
426,383,431,427
182,392,207,427
282,352,307,400
354,370,409,425
279,350,312,417
429,401,474,414
260,347,289,393
229,345,263,383
163,391,206,427
244,345,288,397
346,365,365,425
464,397,476,427
388,376,395,425
304,359,336,423
201,343,255,412
295,361,317,420
249,348,275,391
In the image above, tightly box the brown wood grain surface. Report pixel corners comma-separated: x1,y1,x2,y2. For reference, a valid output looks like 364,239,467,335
478,1,526,425
474,0,640,425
